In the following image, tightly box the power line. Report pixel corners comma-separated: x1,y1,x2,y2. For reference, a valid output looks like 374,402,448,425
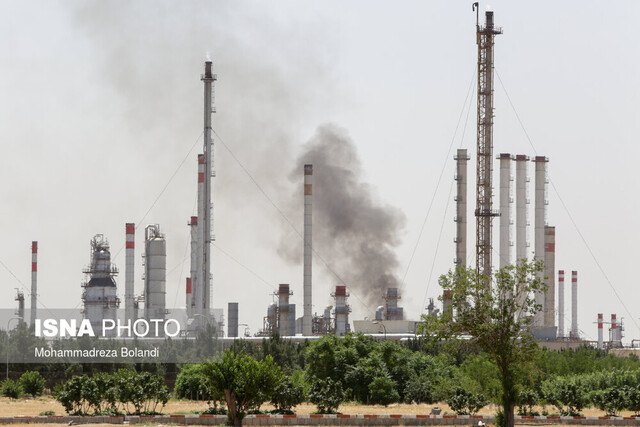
495,69,640,334
399,69,476,294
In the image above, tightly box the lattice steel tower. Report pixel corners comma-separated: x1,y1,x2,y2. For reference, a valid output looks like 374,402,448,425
473,3,501,281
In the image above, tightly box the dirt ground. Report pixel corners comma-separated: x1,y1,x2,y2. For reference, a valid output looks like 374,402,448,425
0,396,634,418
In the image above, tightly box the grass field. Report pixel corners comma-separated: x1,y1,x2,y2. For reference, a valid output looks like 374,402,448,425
0,396,634,418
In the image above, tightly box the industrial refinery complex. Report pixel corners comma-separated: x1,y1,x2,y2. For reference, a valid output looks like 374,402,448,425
5,6,636,353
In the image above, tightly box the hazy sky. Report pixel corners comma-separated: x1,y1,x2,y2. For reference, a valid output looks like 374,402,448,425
1,1,639,342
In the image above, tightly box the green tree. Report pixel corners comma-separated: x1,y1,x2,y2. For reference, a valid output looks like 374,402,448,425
307,377,345,414
420,260,545,427
204,351,282,426
1,379,22,399
368,376,400,406
18,370,45,397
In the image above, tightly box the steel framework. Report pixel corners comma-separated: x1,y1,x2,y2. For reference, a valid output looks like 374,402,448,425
473,4,501,282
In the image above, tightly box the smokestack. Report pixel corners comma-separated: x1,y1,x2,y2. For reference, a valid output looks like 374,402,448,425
144,225,166,326
125,223,135,323
533,156,548,327
187,216,198,318
278,284,292,336
200,60,217,320
303,164,313,336
15,290,24,324
30,241,37,326
597,313,603,349
333,285,350,337
228,302,238,338
543,226,555,328
610,314,617,344
454,149,470,267
498,153,512,269
514,155,530,316
558,270,565,337
196,154,205,317
570,270,578,338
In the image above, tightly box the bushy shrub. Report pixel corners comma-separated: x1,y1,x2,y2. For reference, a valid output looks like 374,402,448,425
1,379,22,399
174,364,216,401
54,370,169,415
517,389,539,416
271,376,304,413
404,376,435,404
446,387,488,415
368,376,400,406
308,377,345,414
19,371,45,397
542,376,588,416
592,387,628,416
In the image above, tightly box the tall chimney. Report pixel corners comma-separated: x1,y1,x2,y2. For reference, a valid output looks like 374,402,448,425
543,226,555,328
187,216,198,318
533,156,548,327
200,60,216,319
570,270,578,338
196,154,205,317
30,241,37,326
278,284,292,336
498,153,512,269
514,155,530,315
558,270,565,337
454,149,470,267
125,223,135,323
303,164,313,336
610,314,618,344
597,313,604,349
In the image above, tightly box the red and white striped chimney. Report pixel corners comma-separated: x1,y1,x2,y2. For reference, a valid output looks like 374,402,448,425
597,313,603,349
187,216,198,318
303,164,313,336
570,270,578,338
195,154,205,316
125,223,135,323
611,314,618,344
558,270,565,337
30,241,37,326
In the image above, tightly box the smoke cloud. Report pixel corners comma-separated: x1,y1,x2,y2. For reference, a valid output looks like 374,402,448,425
281,124,406,309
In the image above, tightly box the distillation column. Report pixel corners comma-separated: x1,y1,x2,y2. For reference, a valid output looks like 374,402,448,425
454,149,469,268
474,7,502,282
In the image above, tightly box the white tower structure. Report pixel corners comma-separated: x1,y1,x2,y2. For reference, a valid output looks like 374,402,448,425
125,223,135,323
515,155,530,264
498,153,512,269
303,164,313,335
144,225,166,323
82,235,120,336
454,149,470,267
30,241,37,326
533,156,548,327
